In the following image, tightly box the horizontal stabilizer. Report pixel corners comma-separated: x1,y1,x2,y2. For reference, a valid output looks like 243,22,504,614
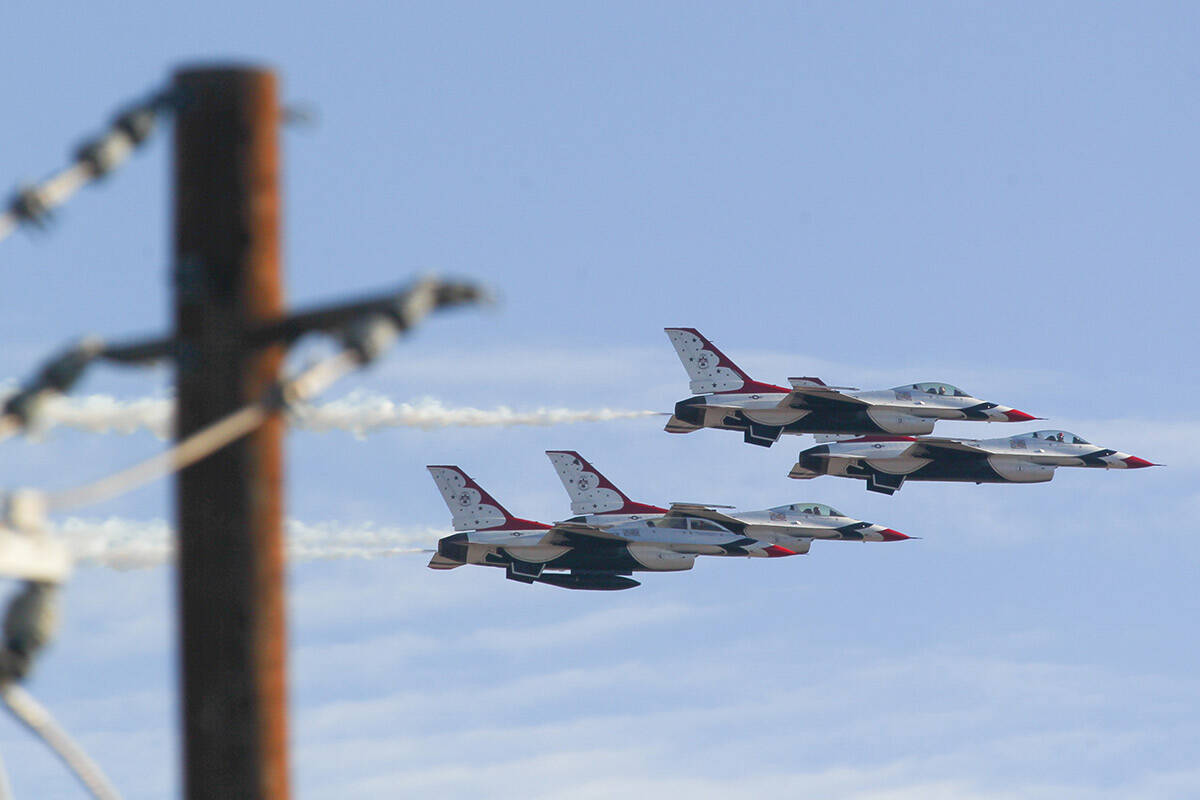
427,553,462,570
664,415,701,434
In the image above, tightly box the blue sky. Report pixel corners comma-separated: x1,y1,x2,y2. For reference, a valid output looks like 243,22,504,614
0,3,1196,798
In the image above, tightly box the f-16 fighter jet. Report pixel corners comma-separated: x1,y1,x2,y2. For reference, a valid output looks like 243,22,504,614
664,327,1037,446
789,430,1158,495
545,447,908,534
427,461,910,591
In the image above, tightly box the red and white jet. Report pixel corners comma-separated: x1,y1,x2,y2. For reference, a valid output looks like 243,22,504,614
427,457,910,591
664,327,1037,447
790,429,1158,494
545,448,908,542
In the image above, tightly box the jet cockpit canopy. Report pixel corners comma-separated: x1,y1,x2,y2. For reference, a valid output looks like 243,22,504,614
772,502,844,518
1017,430,1090,445
895,381,971,397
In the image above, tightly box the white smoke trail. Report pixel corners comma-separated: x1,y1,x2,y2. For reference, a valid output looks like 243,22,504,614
51,518,445,570
291,393,662,437
37,394,172,438
23,393,661,439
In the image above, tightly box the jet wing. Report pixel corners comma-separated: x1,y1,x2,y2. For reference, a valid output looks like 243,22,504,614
540,522,630,548
663,503,746,528
777,379,867,409
909,438,988,459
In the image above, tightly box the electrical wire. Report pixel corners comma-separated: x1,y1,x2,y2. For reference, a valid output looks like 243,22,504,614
0,349,359,800
0,339,106,445
0,89,173,245
0,71,489,798
0,684,120,800
0,276,488,445
0,354,364,799
0,277,485,798
0,748,12,800
44,349,360,513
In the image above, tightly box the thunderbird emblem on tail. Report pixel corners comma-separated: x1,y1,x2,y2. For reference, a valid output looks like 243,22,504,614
426,453,911,590
663,327,1037,447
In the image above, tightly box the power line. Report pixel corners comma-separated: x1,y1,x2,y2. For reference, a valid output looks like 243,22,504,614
0,684,120,800
0,64,488,799
0,277,489,444
0,579,119,799
0,88,175,244
45,349,357,513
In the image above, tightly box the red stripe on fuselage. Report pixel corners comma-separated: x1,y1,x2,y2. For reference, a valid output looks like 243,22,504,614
713,380,792,394
596,501,669,515
480,516,552,531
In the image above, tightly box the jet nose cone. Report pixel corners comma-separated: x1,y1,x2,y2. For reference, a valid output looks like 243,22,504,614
878,528,911,542
1122,455,1158,469
1002,409,1039,422
764,544,799,557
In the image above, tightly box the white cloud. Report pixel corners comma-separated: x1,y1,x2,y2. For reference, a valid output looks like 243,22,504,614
286,644,1200,800
3,526,1194,800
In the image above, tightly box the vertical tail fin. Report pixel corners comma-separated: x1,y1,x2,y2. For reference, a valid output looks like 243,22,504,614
664,328,786,394
545,451,667,515
426,466,550,531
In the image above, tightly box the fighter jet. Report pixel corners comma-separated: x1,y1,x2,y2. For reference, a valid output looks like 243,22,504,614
544,447,908,542
789,429,1158,494
427,460,911,591
664,327,1037,446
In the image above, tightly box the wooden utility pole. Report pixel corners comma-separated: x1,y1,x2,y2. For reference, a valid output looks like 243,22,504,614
172,66,289,799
